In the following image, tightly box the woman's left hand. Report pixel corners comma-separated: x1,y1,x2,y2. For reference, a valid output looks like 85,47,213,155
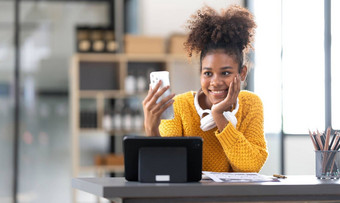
211,74,241,114
211,74,241,131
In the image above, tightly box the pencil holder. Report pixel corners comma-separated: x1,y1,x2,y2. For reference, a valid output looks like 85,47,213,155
315,150,340,179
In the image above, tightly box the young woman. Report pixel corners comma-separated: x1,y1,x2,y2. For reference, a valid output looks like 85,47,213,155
142,5,268,172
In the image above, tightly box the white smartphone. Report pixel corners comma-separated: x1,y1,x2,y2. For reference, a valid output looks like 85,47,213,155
150,71,174,120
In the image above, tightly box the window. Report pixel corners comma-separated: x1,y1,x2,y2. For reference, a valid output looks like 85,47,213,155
253,0,282,134
252,0,327,174
255,0,325,135
281,0,324,134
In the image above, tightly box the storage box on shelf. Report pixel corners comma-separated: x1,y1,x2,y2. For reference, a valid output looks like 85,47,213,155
124,35,165,54
169,34,187,55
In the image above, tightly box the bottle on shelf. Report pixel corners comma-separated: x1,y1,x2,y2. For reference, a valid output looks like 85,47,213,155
102,110,112,131
77,26,91,53
125,69,136,95
112,109,122,131
136,70,147,93
91,27,105,53
104,28,118,53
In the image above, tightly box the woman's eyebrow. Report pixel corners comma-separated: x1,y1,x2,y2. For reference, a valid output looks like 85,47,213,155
202,66,233,70
221,66,233,70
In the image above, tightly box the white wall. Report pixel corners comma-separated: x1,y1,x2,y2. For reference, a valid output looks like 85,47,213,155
139,0,243,36
285,136,315,175
260,133,281,175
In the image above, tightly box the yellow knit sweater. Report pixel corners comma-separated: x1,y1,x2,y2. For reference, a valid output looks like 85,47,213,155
159,90,268,172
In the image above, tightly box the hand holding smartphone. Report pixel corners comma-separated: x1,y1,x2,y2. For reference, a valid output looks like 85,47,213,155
150,71,174,120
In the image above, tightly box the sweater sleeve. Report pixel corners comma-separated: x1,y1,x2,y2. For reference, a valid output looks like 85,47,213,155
159,95,183,137
215,94,268,172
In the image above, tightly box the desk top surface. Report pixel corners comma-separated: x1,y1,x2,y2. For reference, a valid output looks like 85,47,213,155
72,176,340,199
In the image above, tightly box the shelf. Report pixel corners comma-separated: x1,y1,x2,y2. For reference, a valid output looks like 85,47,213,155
79,90,124,98
108,130,145,136
79,90,147,99
75,53,191,63
123,54,196,62
79,128,105,133
79,128,145,136
79,165,124,174
76,53,121,62
124,54,168,62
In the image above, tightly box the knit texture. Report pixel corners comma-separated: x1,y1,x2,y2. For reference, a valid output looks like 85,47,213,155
159,90,268,172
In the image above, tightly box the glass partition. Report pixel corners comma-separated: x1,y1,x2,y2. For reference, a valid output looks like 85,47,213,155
0,1,14,203
18,1,109,202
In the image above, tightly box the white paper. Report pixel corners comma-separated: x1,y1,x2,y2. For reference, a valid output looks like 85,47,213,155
202,171,275,182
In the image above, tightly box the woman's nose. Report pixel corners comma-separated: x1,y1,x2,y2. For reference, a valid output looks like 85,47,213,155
210,75,223,86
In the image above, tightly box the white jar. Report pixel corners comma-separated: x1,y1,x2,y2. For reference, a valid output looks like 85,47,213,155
125,75,136,95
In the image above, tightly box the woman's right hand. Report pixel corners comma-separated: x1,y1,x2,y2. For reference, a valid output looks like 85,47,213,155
142,80,175,136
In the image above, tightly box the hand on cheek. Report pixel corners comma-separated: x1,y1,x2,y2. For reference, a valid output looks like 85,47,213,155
211,75,241,115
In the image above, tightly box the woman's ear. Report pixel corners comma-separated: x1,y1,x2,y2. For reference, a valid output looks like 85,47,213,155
240,65,248,81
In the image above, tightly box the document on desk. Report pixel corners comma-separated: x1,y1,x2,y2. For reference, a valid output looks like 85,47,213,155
202,171,277,183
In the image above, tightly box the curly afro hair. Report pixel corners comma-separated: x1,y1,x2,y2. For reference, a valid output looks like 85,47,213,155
184,5,256,72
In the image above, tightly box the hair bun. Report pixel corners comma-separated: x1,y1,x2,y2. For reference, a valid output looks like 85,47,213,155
185,5,256,57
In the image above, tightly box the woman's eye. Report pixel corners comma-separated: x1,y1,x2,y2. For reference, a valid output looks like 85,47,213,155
222,72,229,76
204,72,212,76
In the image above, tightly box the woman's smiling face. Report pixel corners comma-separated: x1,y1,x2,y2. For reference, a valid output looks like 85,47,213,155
200,50,241,108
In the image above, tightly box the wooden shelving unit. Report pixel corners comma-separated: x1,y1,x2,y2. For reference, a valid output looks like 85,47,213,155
70,52,201,202
70,52,198,179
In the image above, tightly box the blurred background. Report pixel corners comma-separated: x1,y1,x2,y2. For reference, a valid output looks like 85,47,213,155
0,0,339,202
